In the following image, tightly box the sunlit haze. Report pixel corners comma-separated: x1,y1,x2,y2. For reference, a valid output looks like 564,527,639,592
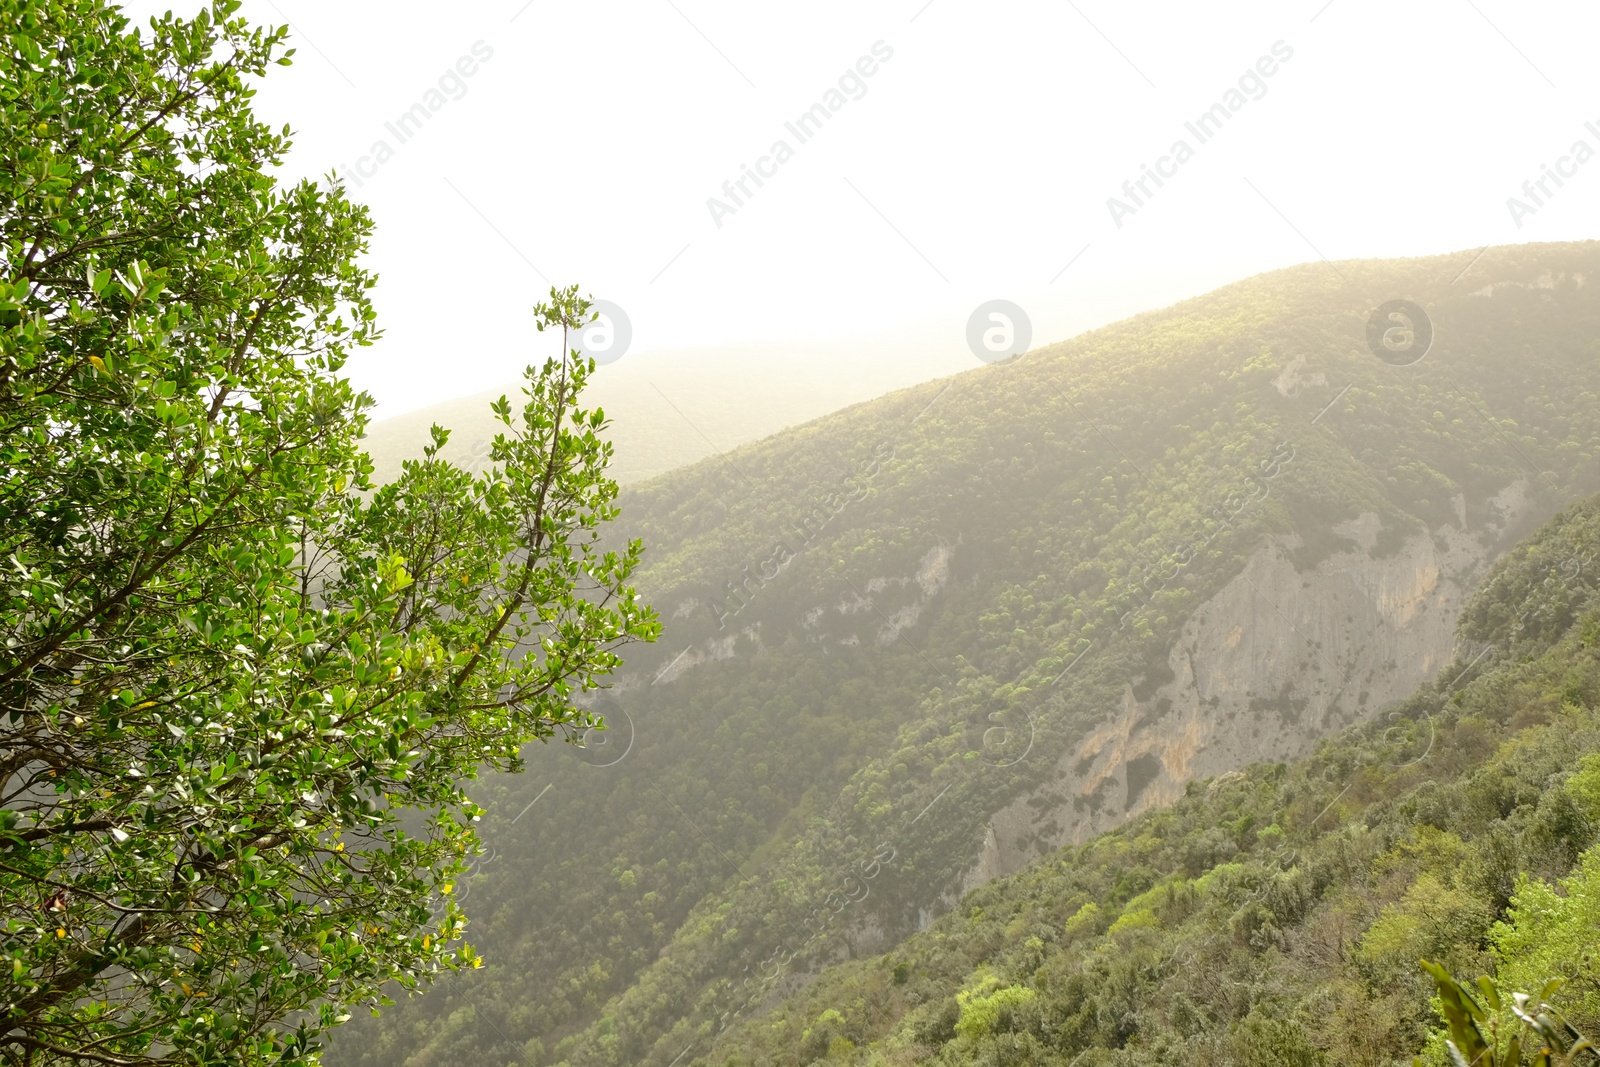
121,0,1600,417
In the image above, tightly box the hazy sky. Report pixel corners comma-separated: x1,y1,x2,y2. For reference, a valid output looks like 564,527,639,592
124,1,1600,416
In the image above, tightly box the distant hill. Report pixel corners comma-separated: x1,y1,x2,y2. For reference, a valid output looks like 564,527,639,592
360,336,971,486
324,241,1600,1067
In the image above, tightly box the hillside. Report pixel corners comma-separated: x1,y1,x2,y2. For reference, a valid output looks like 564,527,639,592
696,491,1600,1065
323,241,1600,1067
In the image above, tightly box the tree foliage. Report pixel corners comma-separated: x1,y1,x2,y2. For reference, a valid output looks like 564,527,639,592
1420,964,1595,1067
0,3,655,1063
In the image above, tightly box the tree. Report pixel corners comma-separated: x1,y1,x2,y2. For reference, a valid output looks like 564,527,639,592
0,2,657,1063
1420,962,1597,1067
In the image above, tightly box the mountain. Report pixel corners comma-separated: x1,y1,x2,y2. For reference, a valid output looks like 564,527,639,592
323,240,1600,1067
699,491,1600,1065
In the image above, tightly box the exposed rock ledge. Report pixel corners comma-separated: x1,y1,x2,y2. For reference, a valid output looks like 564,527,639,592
946,487,1539,909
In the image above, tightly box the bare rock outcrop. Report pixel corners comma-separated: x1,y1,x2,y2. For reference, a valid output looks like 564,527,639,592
958,486,1539,891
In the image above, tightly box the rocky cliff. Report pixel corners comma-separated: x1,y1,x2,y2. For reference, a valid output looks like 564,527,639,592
953,482,1542,902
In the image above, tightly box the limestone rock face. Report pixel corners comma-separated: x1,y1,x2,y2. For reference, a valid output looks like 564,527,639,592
958,488,1539,893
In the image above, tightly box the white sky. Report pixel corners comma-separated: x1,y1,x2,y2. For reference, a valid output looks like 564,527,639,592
123,1,1600,416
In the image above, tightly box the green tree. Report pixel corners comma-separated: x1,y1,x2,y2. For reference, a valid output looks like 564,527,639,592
1419,962,1595,1067
0,3,656,1063
1491,840,1600,1037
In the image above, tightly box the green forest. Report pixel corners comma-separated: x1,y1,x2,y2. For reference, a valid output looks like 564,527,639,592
698,492,1600,1065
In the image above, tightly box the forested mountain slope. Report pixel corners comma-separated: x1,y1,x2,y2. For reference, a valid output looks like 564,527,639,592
325,241,1600,1067
702,490,1600,1066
